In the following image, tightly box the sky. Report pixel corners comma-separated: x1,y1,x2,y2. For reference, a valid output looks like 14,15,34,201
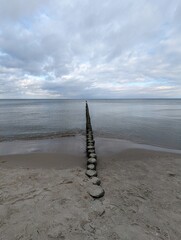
0,0,181,99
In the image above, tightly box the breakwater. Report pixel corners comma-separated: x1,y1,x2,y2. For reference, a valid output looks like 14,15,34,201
85,101,105,198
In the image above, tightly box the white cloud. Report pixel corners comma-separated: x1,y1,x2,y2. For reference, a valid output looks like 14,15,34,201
0,0,181,98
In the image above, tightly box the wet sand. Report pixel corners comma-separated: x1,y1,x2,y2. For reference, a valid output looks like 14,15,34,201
1,135,181,169
0,136,181,239
0,153,85,169
0,135,86,169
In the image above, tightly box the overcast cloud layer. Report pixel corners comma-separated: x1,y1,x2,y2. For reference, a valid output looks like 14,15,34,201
0,0,181,98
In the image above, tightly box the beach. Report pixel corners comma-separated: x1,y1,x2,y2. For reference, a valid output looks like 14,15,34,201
0,136,181,240
1,0,181,237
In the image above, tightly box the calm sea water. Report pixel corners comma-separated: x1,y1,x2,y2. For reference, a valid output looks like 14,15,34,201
0,99,181,150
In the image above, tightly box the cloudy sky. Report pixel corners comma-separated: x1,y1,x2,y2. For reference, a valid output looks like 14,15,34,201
0,0,181,99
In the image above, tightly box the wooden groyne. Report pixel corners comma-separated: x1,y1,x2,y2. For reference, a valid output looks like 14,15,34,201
85,101,105,198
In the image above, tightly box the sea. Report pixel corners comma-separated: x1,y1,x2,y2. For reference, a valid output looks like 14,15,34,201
0,99,181,151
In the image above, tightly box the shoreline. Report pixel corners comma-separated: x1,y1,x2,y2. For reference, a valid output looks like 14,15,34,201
1,133,181,153
0,135,181,170
95,136,181,155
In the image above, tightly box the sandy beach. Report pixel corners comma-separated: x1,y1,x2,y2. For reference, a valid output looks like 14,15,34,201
0,136,181,239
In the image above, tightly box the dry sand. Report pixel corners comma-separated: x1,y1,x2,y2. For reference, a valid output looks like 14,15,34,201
0,136,181,240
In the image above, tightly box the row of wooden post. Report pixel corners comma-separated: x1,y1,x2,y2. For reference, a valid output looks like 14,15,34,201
85,101,105,198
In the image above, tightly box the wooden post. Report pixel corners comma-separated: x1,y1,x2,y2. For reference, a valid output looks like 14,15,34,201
85,101,105,198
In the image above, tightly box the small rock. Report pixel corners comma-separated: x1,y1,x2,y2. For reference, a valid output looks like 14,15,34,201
87,164,95,170
168,172,176,177
176,194,181,200
86,170,97,177
88,158,97,164
88,185,105,198
90,177,101,185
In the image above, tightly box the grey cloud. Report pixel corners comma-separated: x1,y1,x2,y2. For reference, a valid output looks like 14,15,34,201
0,0,49,22
0,0,181,98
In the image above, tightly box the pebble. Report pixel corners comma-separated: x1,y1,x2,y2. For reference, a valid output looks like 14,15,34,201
168,172,176,177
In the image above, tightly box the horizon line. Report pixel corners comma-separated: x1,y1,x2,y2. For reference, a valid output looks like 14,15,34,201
0,98,181,100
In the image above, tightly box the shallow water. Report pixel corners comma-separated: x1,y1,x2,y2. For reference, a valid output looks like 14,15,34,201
0,99,85,141
88,99,181,150
0,99,181,150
